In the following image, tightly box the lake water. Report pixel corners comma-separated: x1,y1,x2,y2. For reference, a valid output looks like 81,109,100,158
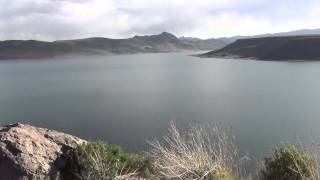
1,52,320,157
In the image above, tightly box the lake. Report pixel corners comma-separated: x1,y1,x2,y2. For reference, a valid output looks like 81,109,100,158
1,52,320,157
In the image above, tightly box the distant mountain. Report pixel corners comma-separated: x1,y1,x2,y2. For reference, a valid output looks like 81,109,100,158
0,32,225,60
219,28,320,44
201,36,320,61
179,37,227,51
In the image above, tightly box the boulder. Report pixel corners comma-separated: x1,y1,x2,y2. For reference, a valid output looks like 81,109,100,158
0,123,86,179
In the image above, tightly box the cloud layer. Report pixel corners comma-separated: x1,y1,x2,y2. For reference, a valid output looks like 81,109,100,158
0,0,320,40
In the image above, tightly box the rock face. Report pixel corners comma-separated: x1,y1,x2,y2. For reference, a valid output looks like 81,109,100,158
0,123,86,179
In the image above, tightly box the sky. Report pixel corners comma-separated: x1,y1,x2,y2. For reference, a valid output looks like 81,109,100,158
0,0,320,41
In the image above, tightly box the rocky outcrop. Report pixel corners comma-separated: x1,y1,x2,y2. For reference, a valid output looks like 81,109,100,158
0,123,86,179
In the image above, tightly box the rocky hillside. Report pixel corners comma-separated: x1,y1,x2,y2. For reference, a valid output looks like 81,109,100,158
201,36,320,61
0,32,226,60
0,123,86,179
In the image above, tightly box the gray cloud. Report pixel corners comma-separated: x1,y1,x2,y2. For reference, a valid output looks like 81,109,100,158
0,0,320,40
0,0,62,17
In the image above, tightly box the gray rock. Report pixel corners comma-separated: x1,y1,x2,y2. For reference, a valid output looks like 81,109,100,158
0,123,86,179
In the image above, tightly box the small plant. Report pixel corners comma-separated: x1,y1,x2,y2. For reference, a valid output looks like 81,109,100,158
261,145,316,180
148,121,244,180
67,141,128,180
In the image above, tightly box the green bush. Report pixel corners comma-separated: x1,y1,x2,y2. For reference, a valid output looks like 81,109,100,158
67,141,128,180
66,141,155,180
261,145,316,180
125,154,155,178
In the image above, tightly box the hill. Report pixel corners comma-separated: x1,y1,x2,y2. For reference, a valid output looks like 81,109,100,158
219,28,320,44
201,36,320,61
0,32,226,60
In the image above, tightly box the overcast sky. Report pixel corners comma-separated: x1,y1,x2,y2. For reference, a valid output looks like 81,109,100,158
0,0,320,41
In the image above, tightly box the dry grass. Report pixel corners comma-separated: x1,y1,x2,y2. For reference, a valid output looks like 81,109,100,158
115,171,139,180
148,121,246,180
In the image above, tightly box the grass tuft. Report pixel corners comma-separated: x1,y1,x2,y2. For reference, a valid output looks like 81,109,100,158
148,121,245,179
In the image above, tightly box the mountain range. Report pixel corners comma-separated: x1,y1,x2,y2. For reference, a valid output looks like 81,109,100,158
0,32,226,60
2,28,320,60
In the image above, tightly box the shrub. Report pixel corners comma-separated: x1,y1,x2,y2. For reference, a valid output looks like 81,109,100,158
67,141,128,180
124,154,155,178
148,121,244,180
66,141,155,180
261,145,316,180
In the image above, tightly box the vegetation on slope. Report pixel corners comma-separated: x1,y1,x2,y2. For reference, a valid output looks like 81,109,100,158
38,122,320,180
